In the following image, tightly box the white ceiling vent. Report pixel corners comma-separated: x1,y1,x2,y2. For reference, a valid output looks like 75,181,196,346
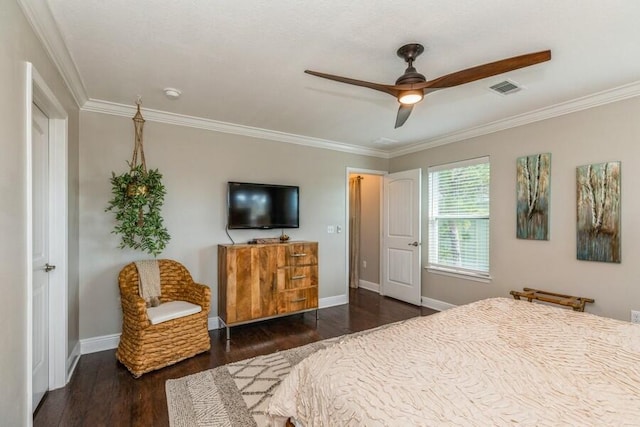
489,80,522,95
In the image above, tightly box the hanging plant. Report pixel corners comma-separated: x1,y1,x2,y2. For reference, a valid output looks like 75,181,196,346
105,101,170,256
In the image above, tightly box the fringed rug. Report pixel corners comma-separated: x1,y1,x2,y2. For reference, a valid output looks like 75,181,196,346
166,337,340,427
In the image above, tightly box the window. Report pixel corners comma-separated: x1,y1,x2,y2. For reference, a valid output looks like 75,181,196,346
428,157,490,279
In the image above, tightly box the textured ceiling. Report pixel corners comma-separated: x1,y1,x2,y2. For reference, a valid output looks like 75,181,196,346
43,0,640,154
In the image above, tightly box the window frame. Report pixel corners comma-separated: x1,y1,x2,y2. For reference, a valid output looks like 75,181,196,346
427,156,491,281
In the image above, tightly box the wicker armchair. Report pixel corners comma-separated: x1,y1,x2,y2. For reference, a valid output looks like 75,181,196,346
116,259,211,377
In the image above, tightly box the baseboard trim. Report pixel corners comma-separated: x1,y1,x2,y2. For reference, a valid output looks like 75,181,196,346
65,342,81,385
79,295,445,354
208,315,222,330
319,294,348,308
80,333,120,354
79,297,357,354
80,316,224,354
358,280,380,293
421,297,457,312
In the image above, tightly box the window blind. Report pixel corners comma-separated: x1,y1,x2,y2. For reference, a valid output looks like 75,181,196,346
428,157,490,277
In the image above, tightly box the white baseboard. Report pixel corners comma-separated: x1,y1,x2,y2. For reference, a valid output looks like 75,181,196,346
80,333,120,354
79,297,357,354
358,280,380,293
208,315,222,330
319,294,348,308
79,295,448,355
65,342,81,384
80,316,224,354
421,296,457,312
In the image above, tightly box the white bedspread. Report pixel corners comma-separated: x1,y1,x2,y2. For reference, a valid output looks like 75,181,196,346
267,298,640,426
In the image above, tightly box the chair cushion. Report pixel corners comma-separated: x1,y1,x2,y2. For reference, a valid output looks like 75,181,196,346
147,300,202,325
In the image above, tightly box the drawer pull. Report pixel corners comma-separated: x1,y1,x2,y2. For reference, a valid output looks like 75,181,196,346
291,275,307,280
290,253,307,257
290,297,307,303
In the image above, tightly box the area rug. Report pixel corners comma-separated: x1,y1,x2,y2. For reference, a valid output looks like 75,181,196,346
166,337,341,427
165,321,407,427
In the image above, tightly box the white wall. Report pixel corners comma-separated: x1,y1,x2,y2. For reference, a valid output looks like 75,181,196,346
78,111,388,339
0,1,80,424
390,96,640,321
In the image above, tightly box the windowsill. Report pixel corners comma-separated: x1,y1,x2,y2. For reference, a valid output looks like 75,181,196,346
425,266,492,283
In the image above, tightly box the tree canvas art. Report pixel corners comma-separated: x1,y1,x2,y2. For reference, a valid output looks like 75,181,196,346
516,153,551,240
576,161,621,263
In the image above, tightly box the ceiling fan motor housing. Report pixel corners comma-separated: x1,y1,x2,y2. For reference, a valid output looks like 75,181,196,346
395,68,426,85
395,44,427,86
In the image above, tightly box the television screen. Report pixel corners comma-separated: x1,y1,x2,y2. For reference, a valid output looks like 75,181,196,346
227,182,299,229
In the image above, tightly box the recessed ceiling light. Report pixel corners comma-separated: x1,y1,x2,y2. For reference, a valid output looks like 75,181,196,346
163,87,182,99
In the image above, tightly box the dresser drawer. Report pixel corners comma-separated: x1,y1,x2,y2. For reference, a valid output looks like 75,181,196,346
278,266,318,290
277,287,318,313
281,242,318,266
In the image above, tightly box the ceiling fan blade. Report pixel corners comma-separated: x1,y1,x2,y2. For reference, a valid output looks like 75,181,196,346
395,104,414,128
305,70,400,97
396,50,551,91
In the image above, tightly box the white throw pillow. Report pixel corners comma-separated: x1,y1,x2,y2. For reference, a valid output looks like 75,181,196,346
146,300,202,325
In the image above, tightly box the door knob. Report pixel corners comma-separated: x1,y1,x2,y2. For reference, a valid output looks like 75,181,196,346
408,241,419,247
44,263,56,272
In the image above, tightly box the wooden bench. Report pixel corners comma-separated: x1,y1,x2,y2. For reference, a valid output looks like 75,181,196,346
510,287,594,312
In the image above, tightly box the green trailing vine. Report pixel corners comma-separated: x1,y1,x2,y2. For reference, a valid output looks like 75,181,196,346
106,164,170,256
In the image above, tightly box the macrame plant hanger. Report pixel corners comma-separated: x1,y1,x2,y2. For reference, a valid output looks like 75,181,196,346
128,98,148,228
131,97,147,175
127,99,149,194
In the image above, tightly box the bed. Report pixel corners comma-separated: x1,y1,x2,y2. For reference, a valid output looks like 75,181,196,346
266,297,640,426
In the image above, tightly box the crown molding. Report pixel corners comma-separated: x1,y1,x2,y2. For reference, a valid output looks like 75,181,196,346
82,99,391,158
84,80,640,160
20,0,639,159
389,80,640,158
18,0,88,107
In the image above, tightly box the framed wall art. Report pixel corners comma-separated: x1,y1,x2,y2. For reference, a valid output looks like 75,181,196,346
516,153,551,240
576,161,621,263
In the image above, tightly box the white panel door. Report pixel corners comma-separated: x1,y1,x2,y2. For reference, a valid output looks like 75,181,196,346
32,103,50,411
381,169,422,305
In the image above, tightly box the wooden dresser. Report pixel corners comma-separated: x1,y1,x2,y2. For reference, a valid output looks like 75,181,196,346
218,241,318,338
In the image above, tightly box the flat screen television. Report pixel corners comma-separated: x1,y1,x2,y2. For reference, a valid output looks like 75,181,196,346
227,182,299,229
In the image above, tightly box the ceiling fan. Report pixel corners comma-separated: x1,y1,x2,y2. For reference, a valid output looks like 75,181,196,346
305,44,551,128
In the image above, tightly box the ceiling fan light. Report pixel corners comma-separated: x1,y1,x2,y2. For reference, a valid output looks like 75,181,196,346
398,90,423,105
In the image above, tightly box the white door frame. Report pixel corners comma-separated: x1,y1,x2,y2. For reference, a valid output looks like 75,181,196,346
344,167,387,302
25,62,69,418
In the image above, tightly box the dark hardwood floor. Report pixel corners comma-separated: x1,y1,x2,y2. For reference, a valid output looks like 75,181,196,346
34,288,436,427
